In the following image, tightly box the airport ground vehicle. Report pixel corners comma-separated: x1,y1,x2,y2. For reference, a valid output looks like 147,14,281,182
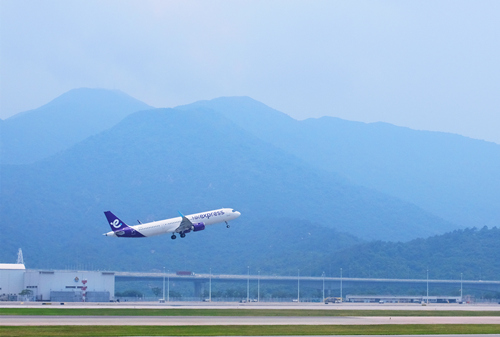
324,297,342,304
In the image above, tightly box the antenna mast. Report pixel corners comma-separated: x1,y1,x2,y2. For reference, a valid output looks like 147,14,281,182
16,248,24,264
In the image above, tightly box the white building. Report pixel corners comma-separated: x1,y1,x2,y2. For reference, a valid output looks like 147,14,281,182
24,270,115,302
0,265,114,302
0,264,26,300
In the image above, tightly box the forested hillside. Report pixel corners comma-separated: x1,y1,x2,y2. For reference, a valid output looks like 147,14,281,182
2,89,498,276
2,106,452,272
314,226,500,280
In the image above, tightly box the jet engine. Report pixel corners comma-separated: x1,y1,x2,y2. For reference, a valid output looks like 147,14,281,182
192,223,205,232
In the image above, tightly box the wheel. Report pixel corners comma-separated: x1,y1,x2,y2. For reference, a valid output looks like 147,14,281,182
180,233,186,238
226,224,230,228
171,234,176,240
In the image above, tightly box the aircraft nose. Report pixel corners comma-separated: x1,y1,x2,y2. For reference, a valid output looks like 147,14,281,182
235,211,241,217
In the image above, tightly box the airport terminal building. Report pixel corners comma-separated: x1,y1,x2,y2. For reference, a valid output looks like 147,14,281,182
1,263,114,302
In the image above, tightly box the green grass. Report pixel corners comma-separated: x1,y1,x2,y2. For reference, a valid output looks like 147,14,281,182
1,324,499,336
1,308,500,316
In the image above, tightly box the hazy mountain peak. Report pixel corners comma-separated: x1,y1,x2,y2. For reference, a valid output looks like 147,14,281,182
40,87,135,107
178,96,296,123
7,88,148,121
1,88,152,164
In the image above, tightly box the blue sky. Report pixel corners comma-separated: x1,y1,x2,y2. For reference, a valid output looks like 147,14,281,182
1,0,499,143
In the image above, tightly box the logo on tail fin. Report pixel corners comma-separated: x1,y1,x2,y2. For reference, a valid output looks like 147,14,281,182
104,211,129,231
103,211,146,238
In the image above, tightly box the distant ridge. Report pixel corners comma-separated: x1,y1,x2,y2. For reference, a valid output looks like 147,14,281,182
315,226,500,280
1,89,498,273
1,88,152,164
1,105,457,271
179,97,500,229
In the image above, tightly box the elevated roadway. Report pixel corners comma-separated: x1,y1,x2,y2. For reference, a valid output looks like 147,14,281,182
115,272,500,297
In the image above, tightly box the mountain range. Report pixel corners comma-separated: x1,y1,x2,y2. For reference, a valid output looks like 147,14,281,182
1,88,498,275
179,97,500,229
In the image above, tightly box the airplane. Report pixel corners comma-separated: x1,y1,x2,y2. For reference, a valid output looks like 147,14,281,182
102,208,241,239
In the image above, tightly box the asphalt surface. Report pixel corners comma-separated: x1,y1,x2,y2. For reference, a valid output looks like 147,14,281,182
3,301,500,311
1,301,499,328
1,315,499,326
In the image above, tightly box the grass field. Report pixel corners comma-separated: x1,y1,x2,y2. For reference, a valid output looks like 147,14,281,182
1,324,500,337
2,308,499,336
1,308,500,316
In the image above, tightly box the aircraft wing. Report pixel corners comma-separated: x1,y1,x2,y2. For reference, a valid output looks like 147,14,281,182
176,213,193,233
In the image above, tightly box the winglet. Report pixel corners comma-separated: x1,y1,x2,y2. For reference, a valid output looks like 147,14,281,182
178,210,185,218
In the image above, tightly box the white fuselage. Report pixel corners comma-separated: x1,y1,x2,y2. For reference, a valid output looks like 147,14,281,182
104,208,240,237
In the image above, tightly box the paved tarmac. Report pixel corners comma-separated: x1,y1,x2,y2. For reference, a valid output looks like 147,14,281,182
3,301,500,311
1,315,499,326
1,301,499,328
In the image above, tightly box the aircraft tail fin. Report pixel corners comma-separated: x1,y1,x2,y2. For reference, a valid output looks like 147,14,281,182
104,211,130,231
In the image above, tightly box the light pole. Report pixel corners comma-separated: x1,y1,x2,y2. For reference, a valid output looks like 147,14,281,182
209,268,212,302
297,269,300,303
340,268,343,301
162,267,165,301
322,271,325,302
426,268,429,304
460,272,463,302
167,270,170,302
257,270,260,302
247,266,250,302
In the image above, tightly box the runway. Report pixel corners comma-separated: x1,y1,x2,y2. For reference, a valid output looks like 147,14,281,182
4,301,500,311
1,315,499,326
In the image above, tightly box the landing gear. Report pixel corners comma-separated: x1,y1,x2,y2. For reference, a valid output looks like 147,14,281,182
225,221,230,228
171,234,176,240
180,233,186,238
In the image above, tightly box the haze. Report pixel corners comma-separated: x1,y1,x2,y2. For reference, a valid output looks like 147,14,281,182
1,0,499,144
